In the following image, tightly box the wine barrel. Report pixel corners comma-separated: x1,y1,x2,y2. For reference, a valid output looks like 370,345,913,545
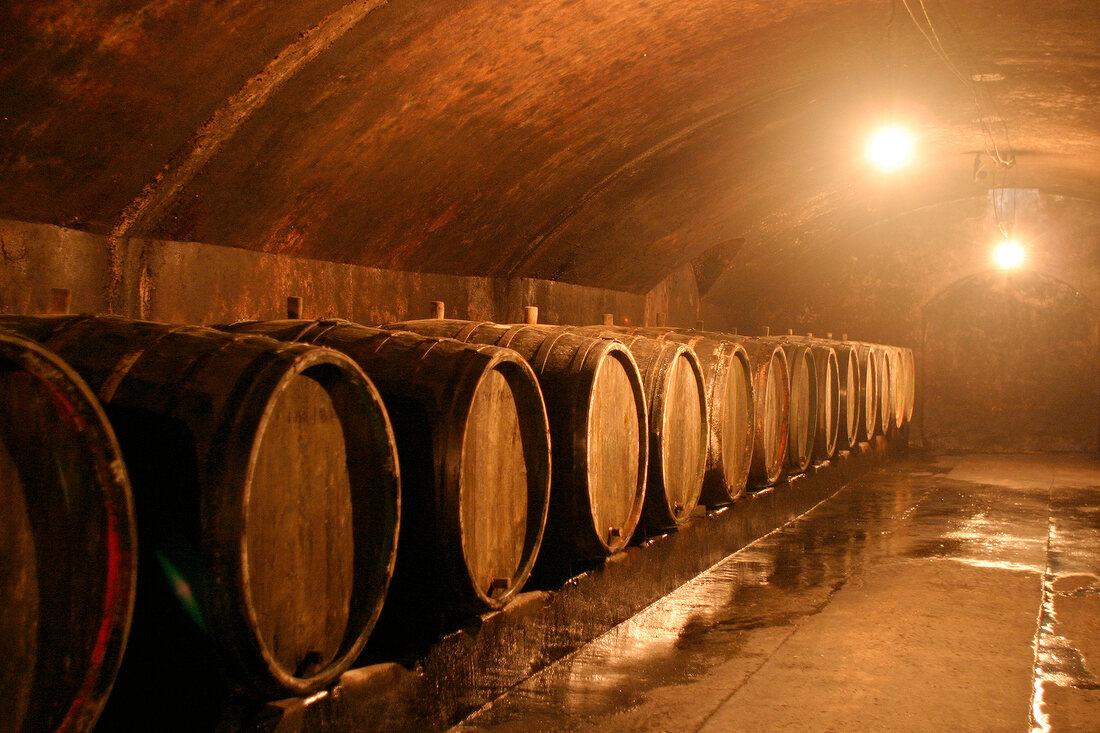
832,341,861,451
566,328,707,530
384,320,647,560
219,320,550,613
0,331,137,733
807,340,840,461
593,327,753,506
901,347,916,424
0,315,400,698
661,332,753,505
874,345,893,435
763,340,818,474
729,338,790,487
854,343,880,441
886,346,906,430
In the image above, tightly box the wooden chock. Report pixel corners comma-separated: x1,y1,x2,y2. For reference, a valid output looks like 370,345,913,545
48,288,71,315
287,296,303,320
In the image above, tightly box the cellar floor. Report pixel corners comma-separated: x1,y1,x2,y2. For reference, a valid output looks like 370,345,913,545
454,452,1100,733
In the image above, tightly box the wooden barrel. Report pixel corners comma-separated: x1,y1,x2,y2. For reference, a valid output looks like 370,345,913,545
765,340,818,474
663,333,753,505
566,328,707,530
219,320,550,613
902,347,916,424
807,340,840,461
0,315,400,698
874,345,893,435
0,331,137,733
596,327,754,506
730,338,790,487
832,341,861,451
886,346,906,430
854,343,880,441
384,320,647,560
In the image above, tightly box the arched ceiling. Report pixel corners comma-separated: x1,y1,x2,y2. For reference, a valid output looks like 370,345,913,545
2,0,1098,301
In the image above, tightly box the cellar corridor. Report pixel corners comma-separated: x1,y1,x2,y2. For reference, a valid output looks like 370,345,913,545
4,2,1100,731
454,453,1100,732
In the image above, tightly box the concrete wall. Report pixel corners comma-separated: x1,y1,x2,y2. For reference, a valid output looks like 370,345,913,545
0,218,700,329
922,270,1099,452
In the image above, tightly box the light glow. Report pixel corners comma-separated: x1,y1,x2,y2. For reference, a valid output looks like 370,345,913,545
865,125,916,172
992,239,1026,270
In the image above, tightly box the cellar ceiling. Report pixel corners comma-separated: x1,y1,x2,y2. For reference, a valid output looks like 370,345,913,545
1,0,1098,305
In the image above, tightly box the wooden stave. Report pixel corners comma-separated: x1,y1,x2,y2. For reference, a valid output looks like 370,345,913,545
0,330,138,733
0,315,400,698
384,320,648,560
219,319,551,613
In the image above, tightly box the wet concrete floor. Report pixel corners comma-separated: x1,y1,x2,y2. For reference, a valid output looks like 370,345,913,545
455,453,1100,732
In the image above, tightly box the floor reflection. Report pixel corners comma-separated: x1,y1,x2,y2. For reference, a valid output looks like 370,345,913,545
455,454,1100,732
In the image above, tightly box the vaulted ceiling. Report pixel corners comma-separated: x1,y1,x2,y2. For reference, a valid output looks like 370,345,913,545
2,0,1098,308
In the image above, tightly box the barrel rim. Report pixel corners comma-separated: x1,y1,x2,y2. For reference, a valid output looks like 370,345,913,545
834,344,861,450
713,341,754,502
875,347,891,436
887,346,906,430
780,342,819,473
649,343,708,527
903,347,916,422
580,339,648,555
754,343,790,485
855,344,880,441
0,328,138,733
231,344,401,695
810,344,840,461
446,347,552,611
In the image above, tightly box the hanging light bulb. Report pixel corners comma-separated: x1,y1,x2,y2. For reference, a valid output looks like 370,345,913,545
992,238,1025,270
865,125,916,172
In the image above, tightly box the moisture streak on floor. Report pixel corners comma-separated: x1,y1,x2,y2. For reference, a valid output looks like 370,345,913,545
455,453,1100,732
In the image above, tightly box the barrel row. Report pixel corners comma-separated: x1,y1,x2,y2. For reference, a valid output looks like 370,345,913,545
0,315,913,731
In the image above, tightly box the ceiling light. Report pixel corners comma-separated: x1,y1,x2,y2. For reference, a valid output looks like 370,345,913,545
865,125,915,173
992,239,1025,270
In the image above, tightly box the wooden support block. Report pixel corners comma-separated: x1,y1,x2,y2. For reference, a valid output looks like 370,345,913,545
48,288,70,315
286,296,303,319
